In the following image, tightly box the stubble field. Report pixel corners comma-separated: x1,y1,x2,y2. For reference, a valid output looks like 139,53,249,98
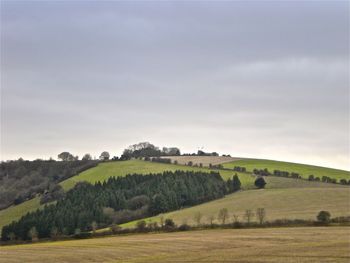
1,227,349,263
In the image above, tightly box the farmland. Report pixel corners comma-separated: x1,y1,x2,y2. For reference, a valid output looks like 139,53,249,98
224,158,350,181
1,159,349,233
121,186,349,228
162,156,239,166
1,227,349,263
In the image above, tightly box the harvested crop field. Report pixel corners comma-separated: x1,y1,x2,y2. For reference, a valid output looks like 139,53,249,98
164,156,240,166
1,227,349,263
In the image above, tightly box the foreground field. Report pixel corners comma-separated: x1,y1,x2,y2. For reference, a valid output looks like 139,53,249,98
121,186,350,227
224,158,350,181
1,227,349,263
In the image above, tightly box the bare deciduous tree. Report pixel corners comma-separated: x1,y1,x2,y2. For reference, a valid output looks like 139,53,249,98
218,208,229,225
194,211,203,225
91,221,98,233
208,215,215,226
244,209,254,224
256,208,266,225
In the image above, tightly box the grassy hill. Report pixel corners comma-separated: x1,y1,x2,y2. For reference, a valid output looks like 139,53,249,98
0,160,250,231
2,227,349,263
224,158,350,181
1,158,349,234
121,185,349,228
60,160,252,190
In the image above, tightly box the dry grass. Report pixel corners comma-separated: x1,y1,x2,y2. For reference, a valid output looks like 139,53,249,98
121,186,350,228
1,227,349,263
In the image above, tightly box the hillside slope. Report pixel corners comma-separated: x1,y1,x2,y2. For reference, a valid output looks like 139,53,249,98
121,186,349,227
224,158,350,181
1,159,349,233
0,160,250,231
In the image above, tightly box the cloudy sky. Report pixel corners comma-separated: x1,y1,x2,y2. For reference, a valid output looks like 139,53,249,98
1,1,349,170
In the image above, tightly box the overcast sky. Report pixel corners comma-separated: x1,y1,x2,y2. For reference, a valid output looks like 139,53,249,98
1,1,349,170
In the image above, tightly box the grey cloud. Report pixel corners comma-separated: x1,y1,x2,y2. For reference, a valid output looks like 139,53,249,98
1,1,349,169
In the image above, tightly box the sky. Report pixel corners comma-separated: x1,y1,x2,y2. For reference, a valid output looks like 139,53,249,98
1,1,349,170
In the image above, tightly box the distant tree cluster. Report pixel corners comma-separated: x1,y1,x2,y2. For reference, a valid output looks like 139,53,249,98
320,176,337,184
209,164,224,169
274,170,349,185
339,178,350,185
233,166,246,172
253,168,271,176
148,157,172,164
182,150,219,156
0,159,98,209
1,171,227,241
120,142,180,160
273,170,300,179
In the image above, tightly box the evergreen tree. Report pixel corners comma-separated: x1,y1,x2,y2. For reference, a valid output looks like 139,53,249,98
254,177,266,189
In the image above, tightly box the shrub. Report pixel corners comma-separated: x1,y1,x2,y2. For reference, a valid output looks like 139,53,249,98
254,177,266,189
178,224,191,231
74,232,92,239
110,224,121,234
164,219,176,231
136,220,147,232
317,211,331,223
164,218,175,228
340,179,347,185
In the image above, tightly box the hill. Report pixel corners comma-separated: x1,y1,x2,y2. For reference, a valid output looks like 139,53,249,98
1,158,349,234
0,160,250,231
1,227,349,263
121,185,349,228
223,158,350,181
59,160,252,190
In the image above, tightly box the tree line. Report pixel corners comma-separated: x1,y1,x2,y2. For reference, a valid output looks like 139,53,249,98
228,166,350,186
1,170,241,241
120,142,181,160
0,159,98,209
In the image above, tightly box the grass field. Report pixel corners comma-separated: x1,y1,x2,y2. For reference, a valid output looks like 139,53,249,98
1,227,349,263
120,186,350,228
0,197,42,233
224,158,350,181
60,160,252,190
